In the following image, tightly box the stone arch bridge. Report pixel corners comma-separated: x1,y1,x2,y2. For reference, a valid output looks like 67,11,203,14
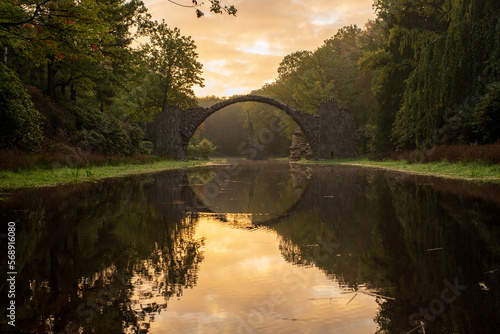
141,95,360,160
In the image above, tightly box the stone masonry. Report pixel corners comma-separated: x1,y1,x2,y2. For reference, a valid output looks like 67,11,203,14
289,126,312,161
141,95,359,160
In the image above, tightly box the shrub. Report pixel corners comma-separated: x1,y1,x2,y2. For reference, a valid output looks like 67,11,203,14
0,62,43,151
471,82,500,144
141,141,154,155
197,138,216,159
186,144,197,158
25,85,67,139
74,113,144,156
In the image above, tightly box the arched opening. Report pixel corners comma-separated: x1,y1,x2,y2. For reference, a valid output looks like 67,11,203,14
184,160,312,224
180,95,318,160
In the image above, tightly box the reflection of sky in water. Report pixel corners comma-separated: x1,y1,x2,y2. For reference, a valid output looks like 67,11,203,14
140,216,378,333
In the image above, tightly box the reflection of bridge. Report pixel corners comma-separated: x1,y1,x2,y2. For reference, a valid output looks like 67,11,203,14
144,162,366,228
184,161,313,226
142,95,360,160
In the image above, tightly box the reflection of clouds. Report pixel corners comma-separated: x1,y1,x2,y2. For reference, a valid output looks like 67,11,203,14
143,0,375,97
148,217,378,333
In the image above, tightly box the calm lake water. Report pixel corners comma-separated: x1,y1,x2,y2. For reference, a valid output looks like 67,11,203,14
1,160,500,333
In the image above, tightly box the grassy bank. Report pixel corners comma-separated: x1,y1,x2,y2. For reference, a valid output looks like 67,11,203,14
0,159,214,190
297,158,500,183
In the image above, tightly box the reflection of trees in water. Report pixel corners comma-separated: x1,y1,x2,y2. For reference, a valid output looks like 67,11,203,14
369,175,500,333
128,214,204,333
3,163,500,333
273,166,373,290
0,171,204,333
273,167,500,333
186,166,217,186
135,214,204,299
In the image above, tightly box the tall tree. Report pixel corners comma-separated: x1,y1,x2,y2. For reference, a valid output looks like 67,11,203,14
360,0,450,157
392,0,500,149
136,20,204,118
274,25,372,121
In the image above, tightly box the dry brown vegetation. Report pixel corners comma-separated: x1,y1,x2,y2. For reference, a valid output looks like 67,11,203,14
391,143,500,164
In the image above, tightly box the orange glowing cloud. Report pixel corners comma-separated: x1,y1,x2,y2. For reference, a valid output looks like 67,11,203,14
143,0,376,97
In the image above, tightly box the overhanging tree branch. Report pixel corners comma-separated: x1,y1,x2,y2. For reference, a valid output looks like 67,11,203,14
166,0,237,18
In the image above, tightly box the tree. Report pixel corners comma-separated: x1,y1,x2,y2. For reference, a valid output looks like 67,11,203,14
0,62,43,151
1,0,148,99
471,82,500,144
197,138,215,159
359,0,450,157
389,0,500,150
274,25,371,120
137,20,204,119
242,85,292,156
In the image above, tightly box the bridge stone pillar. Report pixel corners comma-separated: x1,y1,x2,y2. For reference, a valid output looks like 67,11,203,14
317,99,359,159
144,106,185,159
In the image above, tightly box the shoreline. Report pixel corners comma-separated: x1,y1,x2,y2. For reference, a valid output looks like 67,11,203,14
2,157,499,191
0,159,216,191
295,159,500,183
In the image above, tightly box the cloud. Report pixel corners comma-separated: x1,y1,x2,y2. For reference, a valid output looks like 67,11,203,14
143,0,375,97
236,40,285,56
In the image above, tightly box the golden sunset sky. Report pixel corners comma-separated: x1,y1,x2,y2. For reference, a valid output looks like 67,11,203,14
143,0,376,97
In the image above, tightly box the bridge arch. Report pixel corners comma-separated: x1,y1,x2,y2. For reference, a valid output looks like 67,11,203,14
142,95,359,160
179,95,318,160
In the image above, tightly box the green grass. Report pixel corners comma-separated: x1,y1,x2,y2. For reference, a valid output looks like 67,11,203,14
4,156,498,189
0,159,221,190
296,157,500,183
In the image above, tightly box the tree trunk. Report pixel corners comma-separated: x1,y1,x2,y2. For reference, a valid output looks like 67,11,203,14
47,56,56,98
70,84,77,102
161,72,172,111
61,84,66,99
162,84,169,112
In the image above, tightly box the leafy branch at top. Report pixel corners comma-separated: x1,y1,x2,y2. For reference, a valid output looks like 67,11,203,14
167,0,237,18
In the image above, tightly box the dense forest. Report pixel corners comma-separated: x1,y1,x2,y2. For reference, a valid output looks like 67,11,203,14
1,0,499,165
240,0,500,160
0,0,234,167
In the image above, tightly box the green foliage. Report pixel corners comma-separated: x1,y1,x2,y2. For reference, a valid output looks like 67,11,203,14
370,0,500,153
174,0,237,17
0,0,239,162
471,82,500,144
186,144,197,158
1,0,147,64
137,20,203,117
207,0,237,15
0,62,43,151
272,25,375,123
76,113,144,156
196,138,216,159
